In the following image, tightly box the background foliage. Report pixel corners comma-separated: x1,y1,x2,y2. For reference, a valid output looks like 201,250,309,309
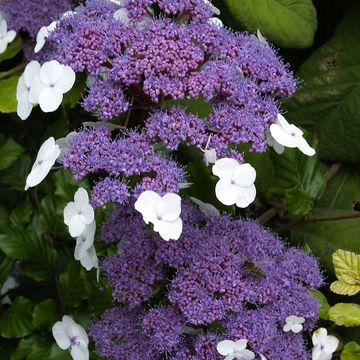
0,0,359,359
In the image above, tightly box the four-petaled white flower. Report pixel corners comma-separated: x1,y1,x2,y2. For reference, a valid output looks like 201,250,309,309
269,114,315,156
312,328,339,360
0,276,19,305
0,19,16,54
283,315,305,334
217,339,255,360
64,188,95,238
52,315,89,360
29,60,76,113
190,196,220,217
16,61,41,120
34,21,57,53
134,190,183,241
212,158,256,208
25,137,61,190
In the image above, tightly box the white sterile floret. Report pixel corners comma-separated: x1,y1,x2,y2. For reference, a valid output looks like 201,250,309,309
283,315,305,334
190,196,219,217
269,114,316,156
56,131,77,156
113,8,130,23
216,339,255,360
256,29,267,43
64,188,95,238
34,21,57,53
0,19,16,54
312,328,339,360
79,245,99,273
212,158,256,208
25,137,61,190
29,60,76,113
16,60,41,120
203,148,217,165
208,17,223,28
203,0,221,15
134,190,183,241
52,315,89,360
266,129,284,154
74,220,96,262
0,276,19,305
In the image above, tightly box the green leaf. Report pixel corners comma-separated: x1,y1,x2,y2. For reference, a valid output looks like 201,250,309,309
291,217,360,273
0,253,12,284
54,169,88,203
341,342,360,360
224,0,317,48
310,290,330,320
0,155,31,191
9,200,33,229
0,38,23,62
0,137,24,171
11,336,35,360
0,296,34,338
270,146,326,216
0,229,57,281
331,249,360,296
32,299,59,329
329,303,360,327
59,262,88,307
164,97,213,119
0,205,9,228
284,2,360,161
62,74,86,108
0,75,20,113
317,168,360,209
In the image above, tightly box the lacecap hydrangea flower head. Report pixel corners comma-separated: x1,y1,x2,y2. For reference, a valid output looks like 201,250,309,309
23,0,312,212
90,201,323,360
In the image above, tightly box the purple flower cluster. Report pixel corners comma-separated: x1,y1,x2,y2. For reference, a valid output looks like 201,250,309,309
90,202,323,360
40,0,295,160
0,0,71,38
59,125,185,207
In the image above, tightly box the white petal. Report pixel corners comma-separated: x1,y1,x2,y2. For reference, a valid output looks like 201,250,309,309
285,315,299,324
5,29,16,43
79,245,98,271
66,323,89,345
0,20,6,35
311,345,323,360
52,322,71,350
70,343,89,360
236,184,256,208
270,124,298,148
290,323,303,334
0,40,7,54
233,163,256,187
323,336,339,354
134,190,161,224
283,323,292,332
74,188,89,206
212,158,238,180
24,60,41,87
28,75,46,104
39,87,64,112
190,197,219,217
312,328,328,346
208,17,223,28
204,148,217,165
0,276,18,294
236,349,255,360
25,159,57,189
217,340,235,356
257,29,267,43
296,136,316,156
34,37,46,53
17,99,33,120
157,217,183,241
156,193,181,222
277,114,303,136
233,339,247,352
16,75,28,101
63,202,78,225
259,354,267,360
56,65,76,93
36,137,57,161
68,214,86,238
113,8,130,23
40,60,63,85
215,180,238,206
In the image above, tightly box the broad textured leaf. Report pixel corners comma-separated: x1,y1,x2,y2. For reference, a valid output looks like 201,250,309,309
317,168,360,209
0,75,19,113
54,169,88,203
330,249,360,296
59,262,88,307
0,155,31,191
0,229,57,281
225,0,317,48
341,342,360,360
270,146,326,216
9,200,32,229
32,299,59,329
310,290,330,320
291,217,360,273
0,296,34,338
0,37,22,62
284,2,360,161
329,303,360,327
0,136,24,170
0,252,12,284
